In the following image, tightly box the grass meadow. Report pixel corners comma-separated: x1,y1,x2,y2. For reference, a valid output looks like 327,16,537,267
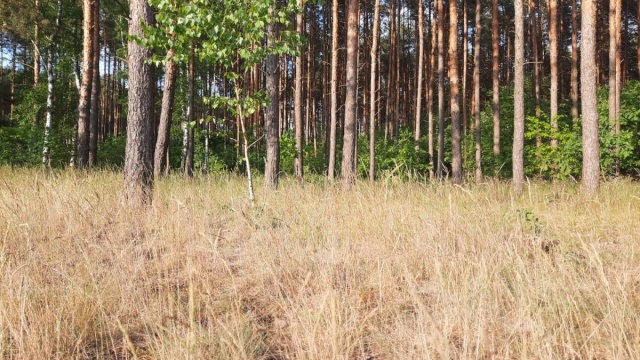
1,167,640,359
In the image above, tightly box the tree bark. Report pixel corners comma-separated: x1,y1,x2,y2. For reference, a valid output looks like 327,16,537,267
513,0,525,193
181,48,195,176
530,0,541,121
76,0,95,168
428,1,435,179
462,0,468,138
328,0,338,180
449,0,462,184
608,0,617,170
393,2,400,138
550,0,559,148
612,0,622,175
305,6,314,148
473,0,482,183
581,0,599,194
42,0,62,167
265,19,281,189
637,0,640,76
42,50,54,167
386,0,397,141
492,0,500,156
34,0,40,89
436,0,445,178
369,0,381,182
154,49,178,177
294,0,304,181
88,0,100,167
570,0,579,120
124,0,155,206
414,0,424,150
341,0,359,189
10,42,16,123
236,91,256,203
33,0,40,126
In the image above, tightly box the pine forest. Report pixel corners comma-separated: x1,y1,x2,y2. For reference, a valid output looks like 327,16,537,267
1,0,640,358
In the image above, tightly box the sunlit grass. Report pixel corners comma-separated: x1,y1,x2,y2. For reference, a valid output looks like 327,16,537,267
1,167,639,359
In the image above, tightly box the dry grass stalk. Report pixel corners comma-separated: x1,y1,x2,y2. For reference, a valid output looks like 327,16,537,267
0,167,639,358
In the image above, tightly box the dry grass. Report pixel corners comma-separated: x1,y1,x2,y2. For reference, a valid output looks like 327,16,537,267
1,167,640,359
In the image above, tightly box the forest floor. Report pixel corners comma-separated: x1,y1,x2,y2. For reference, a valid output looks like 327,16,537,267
1,167,640,359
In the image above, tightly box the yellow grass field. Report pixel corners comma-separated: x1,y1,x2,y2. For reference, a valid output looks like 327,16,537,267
1,167,640,359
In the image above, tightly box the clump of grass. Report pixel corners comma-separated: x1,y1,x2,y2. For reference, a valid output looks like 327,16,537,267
1,167,639,359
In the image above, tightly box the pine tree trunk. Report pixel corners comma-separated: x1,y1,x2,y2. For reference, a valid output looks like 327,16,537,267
294,0,304,181
265,20,281,189
473,0,482,183
492,0,500,156
428,1,435,179
154,49,178,176
369,0,380,182
436,0,445,178
609,0,617,173
462,0,468,139
386,0,397,141
124,0,155,206
570,0,579,120
341,0,359,189
449,0,462,184
530,0,541,123
88,0,100,167
77,0,95,168
550,0,558,149
306,8,313,146
328,0,339,180
393,3,400,139
637,0,640,75
414,0,424,149
581,0,599,194
614,0,622,176
506,14,512,83
513,0,525,193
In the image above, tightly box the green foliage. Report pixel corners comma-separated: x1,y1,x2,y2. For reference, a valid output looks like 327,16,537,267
474,87,514,178
0,126,44,166
0,65,78,168
142,0,302,68
279,131,297,174
0,121,75,167
192,129,233,174
516,207,542,236
97,135,126,168
358,128,431,180
597,82,640,176
464,79,640,181
141,0,304,183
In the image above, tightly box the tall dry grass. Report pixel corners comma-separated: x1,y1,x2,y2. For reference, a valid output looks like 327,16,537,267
1,167,640,359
